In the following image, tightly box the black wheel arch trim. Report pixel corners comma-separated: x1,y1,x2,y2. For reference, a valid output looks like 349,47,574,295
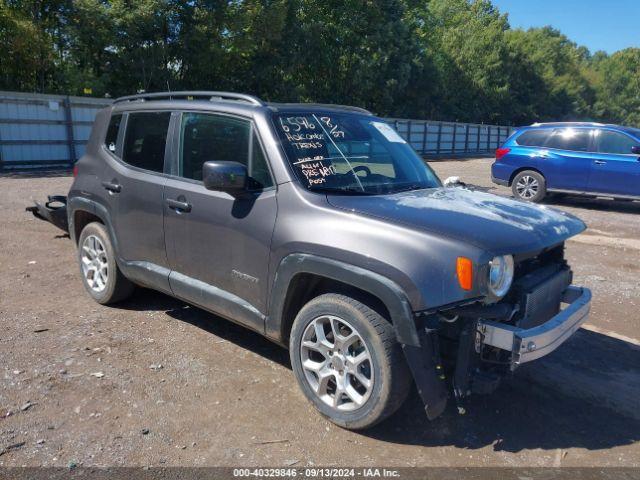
266,253,421,347
68,196,115,245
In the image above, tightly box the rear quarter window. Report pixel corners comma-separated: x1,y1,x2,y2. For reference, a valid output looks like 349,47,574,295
515,129,553,147
104,114,122,154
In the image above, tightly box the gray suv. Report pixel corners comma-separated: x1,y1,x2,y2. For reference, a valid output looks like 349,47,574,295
67,91,591,429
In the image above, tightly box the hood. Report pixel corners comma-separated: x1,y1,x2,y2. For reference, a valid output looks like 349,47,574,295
327,187,586,254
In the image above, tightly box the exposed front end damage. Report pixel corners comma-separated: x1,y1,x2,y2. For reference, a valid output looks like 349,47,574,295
404,243,592,418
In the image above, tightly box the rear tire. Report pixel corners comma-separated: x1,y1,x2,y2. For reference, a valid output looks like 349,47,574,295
512,170,546,202
289,293,411,430
77,222,134,305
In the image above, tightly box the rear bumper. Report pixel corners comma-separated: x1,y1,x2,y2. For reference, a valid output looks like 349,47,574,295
491,174,509,187
477,286,591,368
490,162,511,186
26,195,69,233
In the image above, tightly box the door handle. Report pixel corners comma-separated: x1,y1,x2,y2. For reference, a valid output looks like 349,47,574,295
101,181,122,193
594,160,606,165
166,198,192,213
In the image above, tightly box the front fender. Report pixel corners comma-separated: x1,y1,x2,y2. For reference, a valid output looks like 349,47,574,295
266,253,420,347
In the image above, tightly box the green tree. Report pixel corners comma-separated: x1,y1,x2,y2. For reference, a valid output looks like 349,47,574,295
590,48,640,126
0,1,63,92
0,0,638,127
505,26,596,122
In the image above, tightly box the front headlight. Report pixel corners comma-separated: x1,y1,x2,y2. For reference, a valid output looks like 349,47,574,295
488,255,514,299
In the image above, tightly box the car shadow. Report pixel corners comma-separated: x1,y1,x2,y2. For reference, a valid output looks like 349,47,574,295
366,379,640,453
118,287,291,368
118,288,640,453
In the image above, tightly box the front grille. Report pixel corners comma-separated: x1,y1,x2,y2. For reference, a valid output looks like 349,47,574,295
502,243,572,329
517,268,571,329
513,243,565,281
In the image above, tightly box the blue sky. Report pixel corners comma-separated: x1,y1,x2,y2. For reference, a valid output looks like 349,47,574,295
491,0,639,54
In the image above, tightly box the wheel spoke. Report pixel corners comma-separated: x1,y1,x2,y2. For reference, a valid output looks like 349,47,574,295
302,358,326,373
316,370,333,397
350,350,370,367
332,385,343,408
332,319,357,350
313,319,333,349
354,370,372,389
345,384,365,406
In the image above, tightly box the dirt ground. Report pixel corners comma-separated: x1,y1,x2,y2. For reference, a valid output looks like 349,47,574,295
0,159,639,468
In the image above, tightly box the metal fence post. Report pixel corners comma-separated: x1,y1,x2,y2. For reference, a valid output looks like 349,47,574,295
64,96,77,166
436,122,442,155
487,126,491,153
451,123,457,154
476,126,480,152
406,120,412,149
422,122,428,155
463,125,469,153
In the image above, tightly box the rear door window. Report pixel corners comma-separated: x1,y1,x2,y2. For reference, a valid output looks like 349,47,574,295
515,129,553,147
545,128,593,152
596,130,637,155
122,112,171,173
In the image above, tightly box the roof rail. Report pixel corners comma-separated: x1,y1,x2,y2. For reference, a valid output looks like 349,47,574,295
530,121,605,127
113,91,264,106
267,102,373,115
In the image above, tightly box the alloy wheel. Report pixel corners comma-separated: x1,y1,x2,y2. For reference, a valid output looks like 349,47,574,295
516,175,539,199
81,235,109,292
300,315,374,411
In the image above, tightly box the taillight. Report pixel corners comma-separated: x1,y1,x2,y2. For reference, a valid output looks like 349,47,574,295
495,148,511,161
73,164,79,177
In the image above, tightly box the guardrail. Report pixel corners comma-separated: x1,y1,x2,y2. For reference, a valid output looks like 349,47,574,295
0,91,515,171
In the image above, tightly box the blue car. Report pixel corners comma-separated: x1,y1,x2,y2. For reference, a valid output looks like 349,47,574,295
491,122,640,202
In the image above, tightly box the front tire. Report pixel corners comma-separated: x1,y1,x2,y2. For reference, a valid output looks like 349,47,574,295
289,293,411,430
77,222,134,305
512,170,546,202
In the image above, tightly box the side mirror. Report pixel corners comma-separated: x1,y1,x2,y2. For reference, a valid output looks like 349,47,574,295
443,176,466,188
631,146,640,154
203,161,247,193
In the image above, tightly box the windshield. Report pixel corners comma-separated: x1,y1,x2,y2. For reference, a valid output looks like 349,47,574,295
273,112,441,195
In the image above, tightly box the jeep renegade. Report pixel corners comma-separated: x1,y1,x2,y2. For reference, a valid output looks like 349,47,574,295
66,91,591,429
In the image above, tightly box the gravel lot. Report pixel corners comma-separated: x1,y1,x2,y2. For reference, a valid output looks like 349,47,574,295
0,158,638,468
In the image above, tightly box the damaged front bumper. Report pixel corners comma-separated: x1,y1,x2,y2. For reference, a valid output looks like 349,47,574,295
477,285,591,368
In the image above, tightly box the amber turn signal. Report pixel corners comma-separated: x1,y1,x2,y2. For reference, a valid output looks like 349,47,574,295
456,257,473,291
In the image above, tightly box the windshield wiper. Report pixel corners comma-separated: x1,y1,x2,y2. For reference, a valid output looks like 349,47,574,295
311,186,374,196
389,183,427,194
